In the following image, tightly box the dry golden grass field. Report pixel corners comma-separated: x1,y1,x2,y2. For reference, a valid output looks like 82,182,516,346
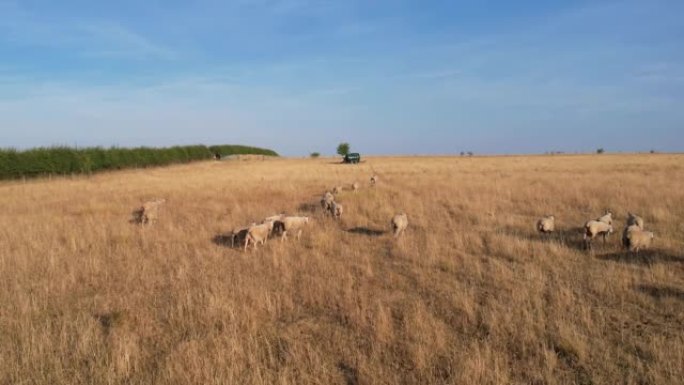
1,154,683,385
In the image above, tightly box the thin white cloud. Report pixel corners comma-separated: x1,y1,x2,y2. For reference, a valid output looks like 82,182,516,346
76,22,175,59
0,4,175,60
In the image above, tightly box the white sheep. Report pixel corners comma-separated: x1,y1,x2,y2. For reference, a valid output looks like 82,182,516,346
370,175,378,186
351,182,360,192
274,216,310,241
626,212,644,230
332,186,343,195
244,221,275,251
596,210,613,226
536,215,555,235
263,214,285,224
320,192,335,212
139,198,166,225
622,225,654,254
391,213,408,237
329,201,343,219
584,220,614,249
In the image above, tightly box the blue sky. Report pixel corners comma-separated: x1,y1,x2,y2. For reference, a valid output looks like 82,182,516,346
1,0,683,155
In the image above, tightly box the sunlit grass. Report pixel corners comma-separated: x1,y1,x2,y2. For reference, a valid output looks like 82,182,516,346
0,154,682,384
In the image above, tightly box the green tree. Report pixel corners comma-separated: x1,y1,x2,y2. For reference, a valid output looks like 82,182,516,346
597,148,605,154
310,152,320,158
336,142,350,156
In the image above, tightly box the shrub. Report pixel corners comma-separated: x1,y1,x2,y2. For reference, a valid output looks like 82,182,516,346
336,143,350,156
0,144,278,180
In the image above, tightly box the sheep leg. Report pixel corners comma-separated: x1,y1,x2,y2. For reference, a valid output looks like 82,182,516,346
296,229,302,240
281,230,288,242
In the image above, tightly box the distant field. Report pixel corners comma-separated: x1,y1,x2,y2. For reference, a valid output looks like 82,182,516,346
1,154,682,384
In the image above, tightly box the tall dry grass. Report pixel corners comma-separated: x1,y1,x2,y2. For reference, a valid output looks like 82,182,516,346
0,154,682,384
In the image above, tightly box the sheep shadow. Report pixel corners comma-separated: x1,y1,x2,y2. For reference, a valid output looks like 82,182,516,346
212,233,246,249
337,362,359,385
297,202,320,214
129,208,144,224
635,284,684,301
93,311,125,335
597,249,684,265
346,227,385,237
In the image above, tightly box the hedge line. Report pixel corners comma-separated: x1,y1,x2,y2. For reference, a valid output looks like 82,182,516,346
208,145,278,157
0,144,278,180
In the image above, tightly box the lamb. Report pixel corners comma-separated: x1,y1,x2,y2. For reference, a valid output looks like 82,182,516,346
329,201,343,219
622,225,654,254
139,198,166,225
370,175,378,186
596,210,613,226
391,213,408,237
273,216,310,241
626,212,644,230
351,182,360,192
536,215,555,235
584,220,613,249
244,220,275,251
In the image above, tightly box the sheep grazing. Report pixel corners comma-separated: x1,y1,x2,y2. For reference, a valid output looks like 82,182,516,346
584,220,614,249
622,225,654,254
244,221,275,251
329,201,343,219
536,215,555,236
320,192,335,212
391,213,408,237
139,198,166,225
274,216,310,241
351,182,360,192
370,175,378,186
626,212,644,230
596,210,613,226
332,186,343,195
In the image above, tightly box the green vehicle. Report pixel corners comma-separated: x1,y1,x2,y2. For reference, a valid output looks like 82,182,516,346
343,153,361,164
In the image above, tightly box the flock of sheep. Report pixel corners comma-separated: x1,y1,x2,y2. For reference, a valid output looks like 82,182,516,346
135,174,409,252
537,211,655,254
135,176,655,256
